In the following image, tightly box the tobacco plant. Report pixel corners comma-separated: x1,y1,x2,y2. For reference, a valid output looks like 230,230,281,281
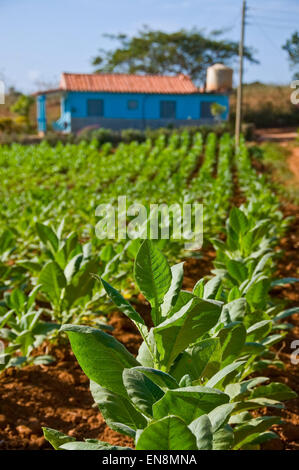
43,240,296,450
0,286,59,369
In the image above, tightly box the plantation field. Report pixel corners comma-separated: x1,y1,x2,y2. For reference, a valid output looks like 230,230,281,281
0,132,298,450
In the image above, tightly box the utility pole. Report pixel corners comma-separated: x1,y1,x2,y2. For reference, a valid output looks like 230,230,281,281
235,0,246,149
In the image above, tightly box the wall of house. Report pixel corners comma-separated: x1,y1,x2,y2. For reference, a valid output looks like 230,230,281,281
36,95,47,133
43,91,229,133
61,91,229,132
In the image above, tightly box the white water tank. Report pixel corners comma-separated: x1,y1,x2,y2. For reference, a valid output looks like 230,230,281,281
206,64,233,92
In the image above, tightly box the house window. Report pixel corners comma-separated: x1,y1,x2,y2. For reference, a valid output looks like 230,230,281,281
128,99,138,110
87,99,104,117
160,100,176,119
200,101,213,119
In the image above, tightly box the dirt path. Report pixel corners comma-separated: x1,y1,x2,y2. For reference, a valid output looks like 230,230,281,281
255,128,299,184
255,128,298,143
284,145,299,183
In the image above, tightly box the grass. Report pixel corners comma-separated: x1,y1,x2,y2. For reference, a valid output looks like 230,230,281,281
258,141,299,203
230,83,293,115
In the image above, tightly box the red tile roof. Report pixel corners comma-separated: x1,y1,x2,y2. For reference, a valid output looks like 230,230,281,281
59,73,199,94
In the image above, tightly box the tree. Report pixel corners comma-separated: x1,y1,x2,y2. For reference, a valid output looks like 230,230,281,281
92,27,257,85
210,102,226,122
283,31,299,80
10,94,34,127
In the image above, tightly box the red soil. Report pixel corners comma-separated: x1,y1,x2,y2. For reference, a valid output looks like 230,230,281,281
0,314,138,450
257,204,299,450
0,151,298,450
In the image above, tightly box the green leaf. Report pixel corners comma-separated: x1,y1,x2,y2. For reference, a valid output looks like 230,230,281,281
208,403,236,432
0,353,11,371
261,334,285,347
36,222,59,252
61,324,139,397
153,386,229,424
0,229,14,254
247,320,272,342
161,262,184,317
154,297,221,371
233,416,282,449
233,398,285,413
222,298,247,322
225,377,269,400
227,286,242,302
170,338,222,382
213,424,234,450
90,381,147,432
33,322,60,336
42,427,75,450
17,260,42,273
136,340,155,368
64,254,83,283
227,260,248,283
0,328,17,341
63,259,99,307
27,284,41,310
205,361,245,389
8,288,26,314
60,441,131,450
132,366,178,390
134,240,171,324
272,306,299,322
229,207,248,236
101,278,145,325
192,278,205,298
189,415,213,450
237,431,278,448
229,411,252,425
241,342,265,356
217,322,246,366
203,276,222,300
271,277,299,286
250,382,297,401
39,261,66,306
32,355,55,365
136,416,197,450
0,310,15,329
179,374,193,387
122,368,164,417
246,278,271,310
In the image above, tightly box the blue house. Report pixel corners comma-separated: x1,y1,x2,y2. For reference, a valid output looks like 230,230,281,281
35,72,230,134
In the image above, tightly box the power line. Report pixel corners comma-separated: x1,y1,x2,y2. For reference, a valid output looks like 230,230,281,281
247,15,299,27
250,6,299,16
247,21,297,31
249,13,299,21
248,22,281,51
235,0,246,148
248,15,299,26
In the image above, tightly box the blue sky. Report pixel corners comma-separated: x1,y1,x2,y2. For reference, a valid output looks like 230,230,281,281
0,0,298,92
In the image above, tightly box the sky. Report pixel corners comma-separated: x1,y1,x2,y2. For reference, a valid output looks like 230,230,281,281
0,0,298,93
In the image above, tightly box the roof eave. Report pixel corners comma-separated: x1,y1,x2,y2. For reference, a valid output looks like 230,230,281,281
32,88,64,96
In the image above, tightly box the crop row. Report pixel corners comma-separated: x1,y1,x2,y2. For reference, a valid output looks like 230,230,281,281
0,132,297,450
